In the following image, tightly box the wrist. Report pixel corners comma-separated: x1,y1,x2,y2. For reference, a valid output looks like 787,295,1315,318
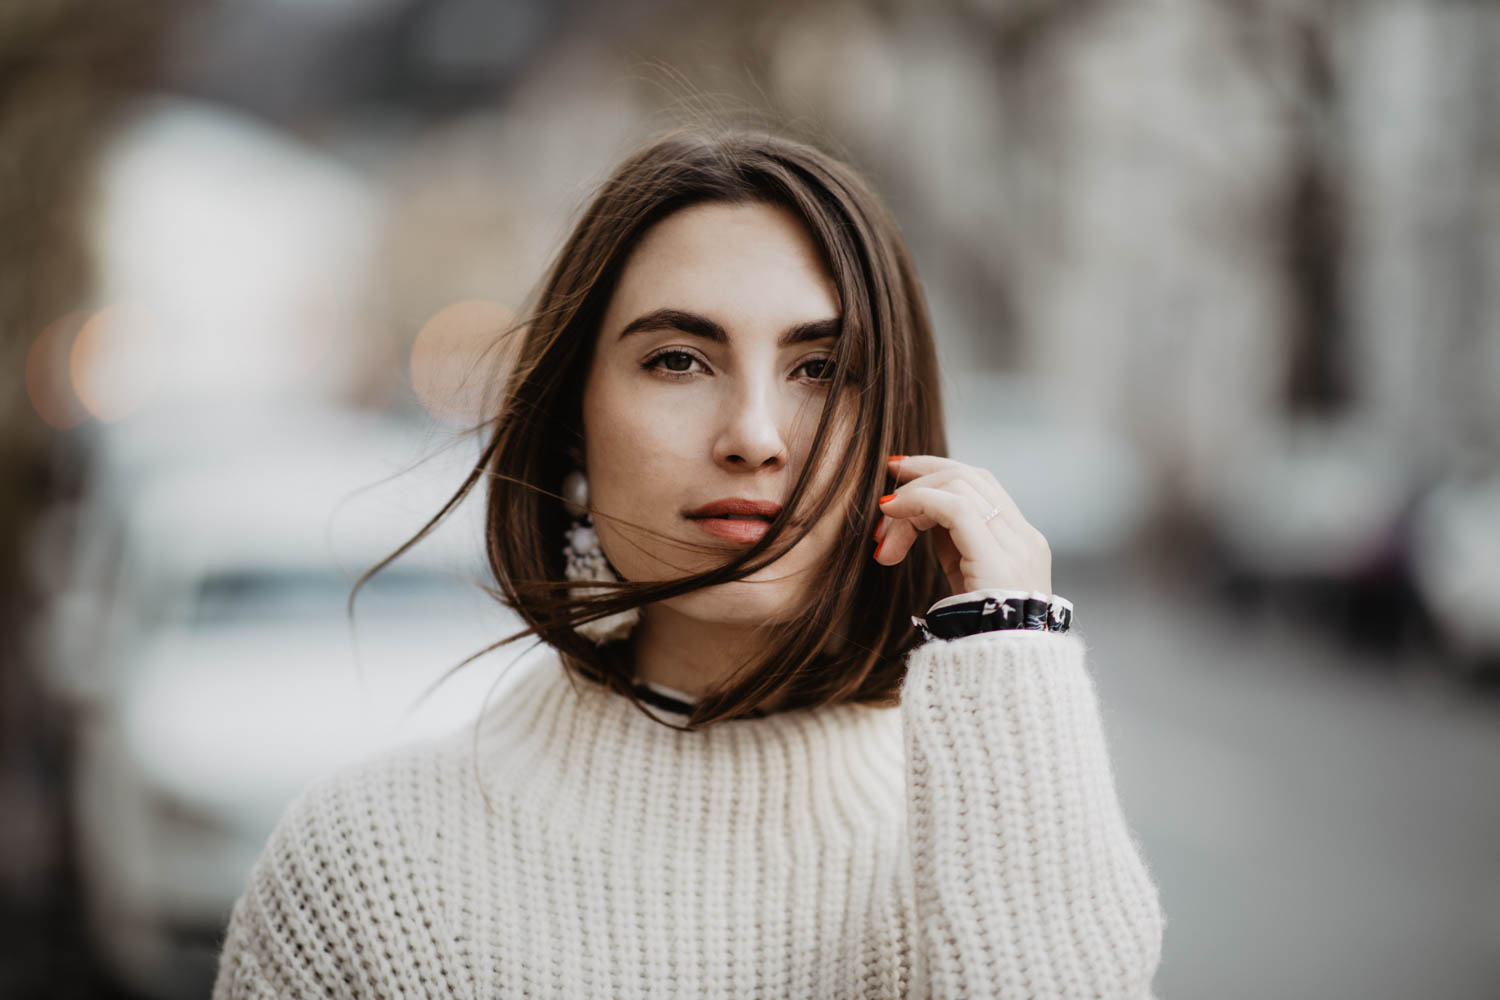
912,589,1073,640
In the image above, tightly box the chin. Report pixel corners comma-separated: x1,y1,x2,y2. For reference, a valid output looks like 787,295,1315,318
660,580,802,628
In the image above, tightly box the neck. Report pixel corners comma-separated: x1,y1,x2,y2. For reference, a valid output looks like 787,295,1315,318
629,604,786,711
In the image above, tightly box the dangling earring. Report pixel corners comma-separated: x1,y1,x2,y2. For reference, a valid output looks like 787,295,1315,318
561,468,640,645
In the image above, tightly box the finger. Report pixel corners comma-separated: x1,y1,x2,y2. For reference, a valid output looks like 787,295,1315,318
888,479,1006,555
875,513,941,566
882,452,1026,515
877,484,1005,565
888,468,1003,512
884,462,1027,536
888,453,973,484
946,477,1007,536
873,504,924,563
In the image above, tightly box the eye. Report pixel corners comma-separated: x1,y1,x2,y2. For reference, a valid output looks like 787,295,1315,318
641,349,709,380
794,356,837,382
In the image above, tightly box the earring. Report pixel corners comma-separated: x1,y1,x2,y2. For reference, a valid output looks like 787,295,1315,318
561,468,640,645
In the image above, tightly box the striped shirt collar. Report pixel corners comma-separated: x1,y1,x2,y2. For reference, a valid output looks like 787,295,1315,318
629,677,769,720
631,678,698,717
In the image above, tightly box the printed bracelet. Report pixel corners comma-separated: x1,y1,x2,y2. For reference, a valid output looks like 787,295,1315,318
910,589,1073,641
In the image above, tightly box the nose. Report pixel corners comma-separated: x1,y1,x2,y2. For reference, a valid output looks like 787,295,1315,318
712,377,789,471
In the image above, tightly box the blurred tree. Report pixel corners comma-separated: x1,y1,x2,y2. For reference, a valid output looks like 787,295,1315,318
0,2,185,995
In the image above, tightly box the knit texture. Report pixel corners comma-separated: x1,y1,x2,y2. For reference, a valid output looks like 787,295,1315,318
212,629,1162,998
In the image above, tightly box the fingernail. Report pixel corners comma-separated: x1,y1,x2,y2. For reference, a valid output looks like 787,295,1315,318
888,455,906,462
879,493,896,504
874,537,885,559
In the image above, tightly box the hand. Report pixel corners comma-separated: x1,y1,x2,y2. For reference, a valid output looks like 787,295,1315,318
873,454,1052,600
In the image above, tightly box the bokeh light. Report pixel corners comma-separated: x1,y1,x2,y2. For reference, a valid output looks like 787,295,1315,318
68,302,161,423
6,3,1499,999
409,299,516,426
25,310,92,430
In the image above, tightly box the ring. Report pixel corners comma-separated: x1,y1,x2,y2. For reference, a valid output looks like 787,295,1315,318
981,505,1003,524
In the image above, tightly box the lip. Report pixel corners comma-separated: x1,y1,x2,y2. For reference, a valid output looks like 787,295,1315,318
690,517,771,544
683,497,784,546
684,498,784,519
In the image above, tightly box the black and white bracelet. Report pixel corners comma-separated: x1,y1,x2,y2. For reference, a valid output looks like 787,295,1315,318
911,588,1073,640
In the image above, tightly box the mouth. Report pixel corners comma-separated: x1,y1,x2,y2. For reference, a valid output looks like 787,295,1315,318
686,514,774,544
682,498,785,544
692,513,774,521
683,498,784,520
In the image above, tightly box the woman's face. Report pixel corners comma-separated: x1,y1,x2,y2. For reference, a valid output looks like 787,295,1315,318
581,200,856,627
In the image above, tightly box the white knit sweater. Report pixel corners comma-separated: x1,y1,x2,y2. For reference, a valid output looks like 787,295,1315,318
212,629,1163,998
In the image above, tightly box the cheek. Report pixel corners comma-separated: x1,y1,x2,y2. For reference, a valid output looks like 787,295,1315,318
582,376,692,513
802,443,864,558
795,405,861,513
809,486,858,555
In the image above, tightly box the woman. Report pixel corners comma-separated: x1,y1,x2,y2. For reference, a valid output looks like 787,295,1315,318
212,124,1164,998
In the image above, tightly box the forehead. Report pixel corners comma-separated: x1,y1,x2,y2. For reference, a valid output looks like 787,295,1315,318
602,201,840,336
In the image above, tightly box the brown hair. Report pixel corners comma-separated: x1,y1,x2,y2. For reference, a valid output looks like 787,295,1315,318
359,120,949,731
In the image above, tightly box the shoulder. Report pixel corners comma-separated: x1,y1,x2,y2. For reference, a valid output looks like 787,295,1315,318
266,724,482,862
214,730,481,997
239,735,459,912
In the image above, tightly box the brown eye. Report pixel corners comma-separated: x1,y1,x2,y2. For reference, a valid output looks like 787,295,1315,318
641,349,708,379
797,357,836,381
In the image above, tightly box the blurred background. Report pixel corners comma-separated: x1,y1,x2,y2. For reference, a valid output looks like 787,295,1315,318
3,0,1498,997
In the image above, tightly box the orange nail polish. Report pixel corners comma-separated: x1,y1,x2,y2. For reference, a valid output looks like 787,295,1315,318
879,493,896,504
874,537,885,559
888,454,906,462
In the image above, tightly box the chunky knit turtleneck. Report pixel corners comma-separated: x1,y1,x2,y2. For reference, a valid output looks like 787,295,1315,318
213,629,1163,998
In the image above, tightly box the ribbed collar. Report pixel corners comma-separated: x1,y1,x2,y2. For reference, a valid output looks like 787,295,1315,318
469,652,908,839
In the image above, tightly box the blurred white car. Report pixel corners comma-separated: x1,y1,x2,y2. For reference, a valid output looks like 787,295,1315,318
1202,417,1415,582
1407,470,1500,675
34,410,533,999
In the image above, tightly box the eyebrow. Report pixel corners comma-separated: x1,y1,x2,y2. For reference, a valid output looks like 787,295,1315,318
616,308,841,347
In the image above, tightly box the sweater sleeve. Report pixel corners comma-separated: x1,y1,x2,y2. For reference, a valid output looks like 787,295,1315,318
899,628,1163,999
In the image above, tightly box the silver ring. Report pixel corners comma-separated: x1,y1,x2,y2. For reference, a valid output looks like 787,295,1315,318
981,505,1003,524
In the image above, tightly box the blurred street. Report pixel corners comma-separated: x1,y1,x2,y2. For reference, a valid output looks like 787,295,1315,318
3,1,1498,997
7,551,1500,999
1070,557,1500,1000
